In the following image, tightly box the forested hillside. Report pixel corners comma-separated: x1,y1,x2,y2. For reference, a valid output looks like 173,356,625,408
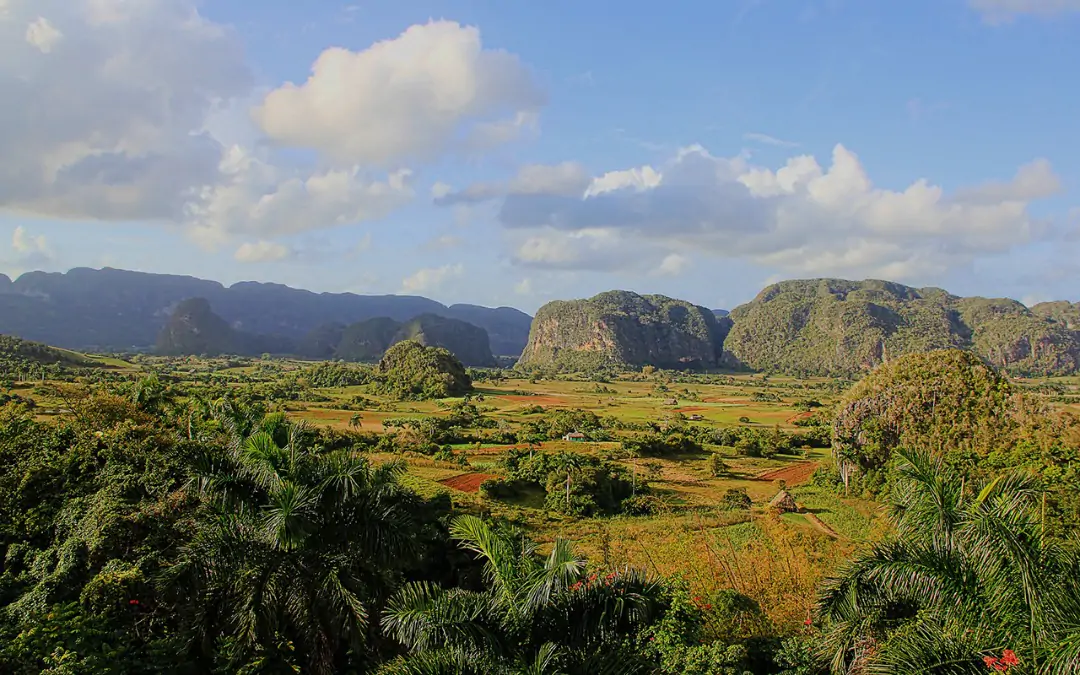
725,278,1080,376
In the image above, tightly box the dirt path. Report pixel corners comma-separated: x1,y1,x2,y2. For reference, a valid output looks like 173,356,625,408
757,461,819,485
803,512,840,539
438,473,498,493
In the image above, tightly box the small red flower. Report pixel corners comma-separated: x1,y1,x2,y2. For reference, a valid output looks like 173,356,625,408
129,599,139,605
1001,650,1019,667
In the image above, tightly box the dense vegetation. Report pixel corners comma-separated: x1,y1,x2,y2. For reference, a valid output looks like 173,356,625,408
829,349,1080,533
726,279,1080,377
377,340,474,400
4,326,1080,672
518,291,730,371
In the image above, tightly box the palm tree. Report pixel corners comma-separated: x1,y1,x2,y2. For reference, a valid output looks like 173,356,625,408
817,448,1080,673
166,417,429,674
555,452,586,512
349,413,363,429
380,515,663,674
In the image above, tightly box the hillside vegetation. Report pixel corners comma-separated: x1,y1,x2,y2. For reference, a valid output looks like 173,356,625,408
726,278,1080,376
518,291,729,371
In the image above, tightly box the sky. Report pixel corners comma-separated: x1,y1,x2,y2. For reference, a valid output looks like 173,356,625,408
1,0,1079,313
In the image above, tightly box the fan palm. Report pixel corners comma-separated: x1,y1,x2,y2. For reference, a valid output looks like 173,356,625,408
818,448,1080,674
380,515,663,674
166,416,428,674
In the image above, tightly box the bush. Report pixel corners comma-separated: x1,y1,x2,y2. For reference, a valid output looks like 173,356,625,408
708,453,728,477
620,493,666,516
721,488,752,511
738,416,751,424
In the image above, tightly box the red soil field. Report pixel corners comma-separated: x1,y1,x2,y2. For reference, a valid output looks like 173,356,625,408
438,473,499,493
757,462,819,485
785,411,814,425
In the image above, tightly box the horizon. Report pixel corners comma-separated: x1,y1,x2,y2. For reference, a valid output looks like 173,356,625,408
2,264,1071,315
2,1,1079,313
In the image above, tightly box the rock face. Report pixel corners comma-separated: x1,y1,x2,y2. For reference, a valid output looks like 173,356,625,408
725,279,1080,377
517,291,727,371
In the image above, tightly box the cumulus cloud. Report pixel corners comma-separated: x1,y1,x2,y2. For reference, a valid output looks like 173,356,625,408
25,17,62,53
971,0,1080,21
186,146,414,246
4,226,54,275
487,144,1061,281
234,240,292,263
651,253,690,277
400,264,465,293
0,0,248,222
436,162,589,204
1,4,539,247
253,20,545,166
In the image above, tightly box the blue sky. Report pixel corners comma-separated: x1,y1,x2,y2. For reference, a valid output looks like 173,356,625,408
1,0,1078,313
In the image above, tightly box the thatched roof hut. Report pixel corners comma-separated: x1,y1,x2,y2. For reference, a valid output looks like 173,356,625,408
768,490,798,513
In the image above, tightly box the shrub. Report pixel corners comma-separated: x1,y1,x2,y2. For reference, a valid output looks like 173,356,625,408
721,488,752,511
708,453,728,477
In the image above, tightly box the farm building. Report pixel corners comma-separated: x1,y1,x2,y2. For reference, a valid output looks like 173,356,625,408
563,432,587,442
664,398,679,406
768,490,799,513
688,414,704,421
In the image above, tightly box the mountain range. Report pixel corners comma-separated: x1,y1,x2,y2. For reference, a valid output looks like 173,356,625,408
4,268,1080,377
0,268,531,356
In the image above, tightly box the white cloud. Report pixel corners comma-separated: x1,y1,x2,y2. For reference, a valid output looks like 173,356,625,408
25,17,62,53
971,0,1080,21
185,146,414,246
253,20,544,166
494,143,1062,281
0,4,494,247
12,226,51,257
651,253,690,277
0,0,249,222
400,263,465,293
743,132,799,148
234,240,292,263
4,226,54,275
514,278,534,295
431,182,455,200
437,162,589,204
584,165,662,198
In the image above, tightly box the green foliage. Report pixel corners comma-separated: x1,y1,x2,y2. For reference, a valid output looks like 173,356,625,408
832,349,1016,493
721,488,752,511
818,449,1080,673
708,453,728,477
498,450,638,516
380,515,666,674
726,278,1080,377
376,340,473,400
622,432,703,457
643,582,754,675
